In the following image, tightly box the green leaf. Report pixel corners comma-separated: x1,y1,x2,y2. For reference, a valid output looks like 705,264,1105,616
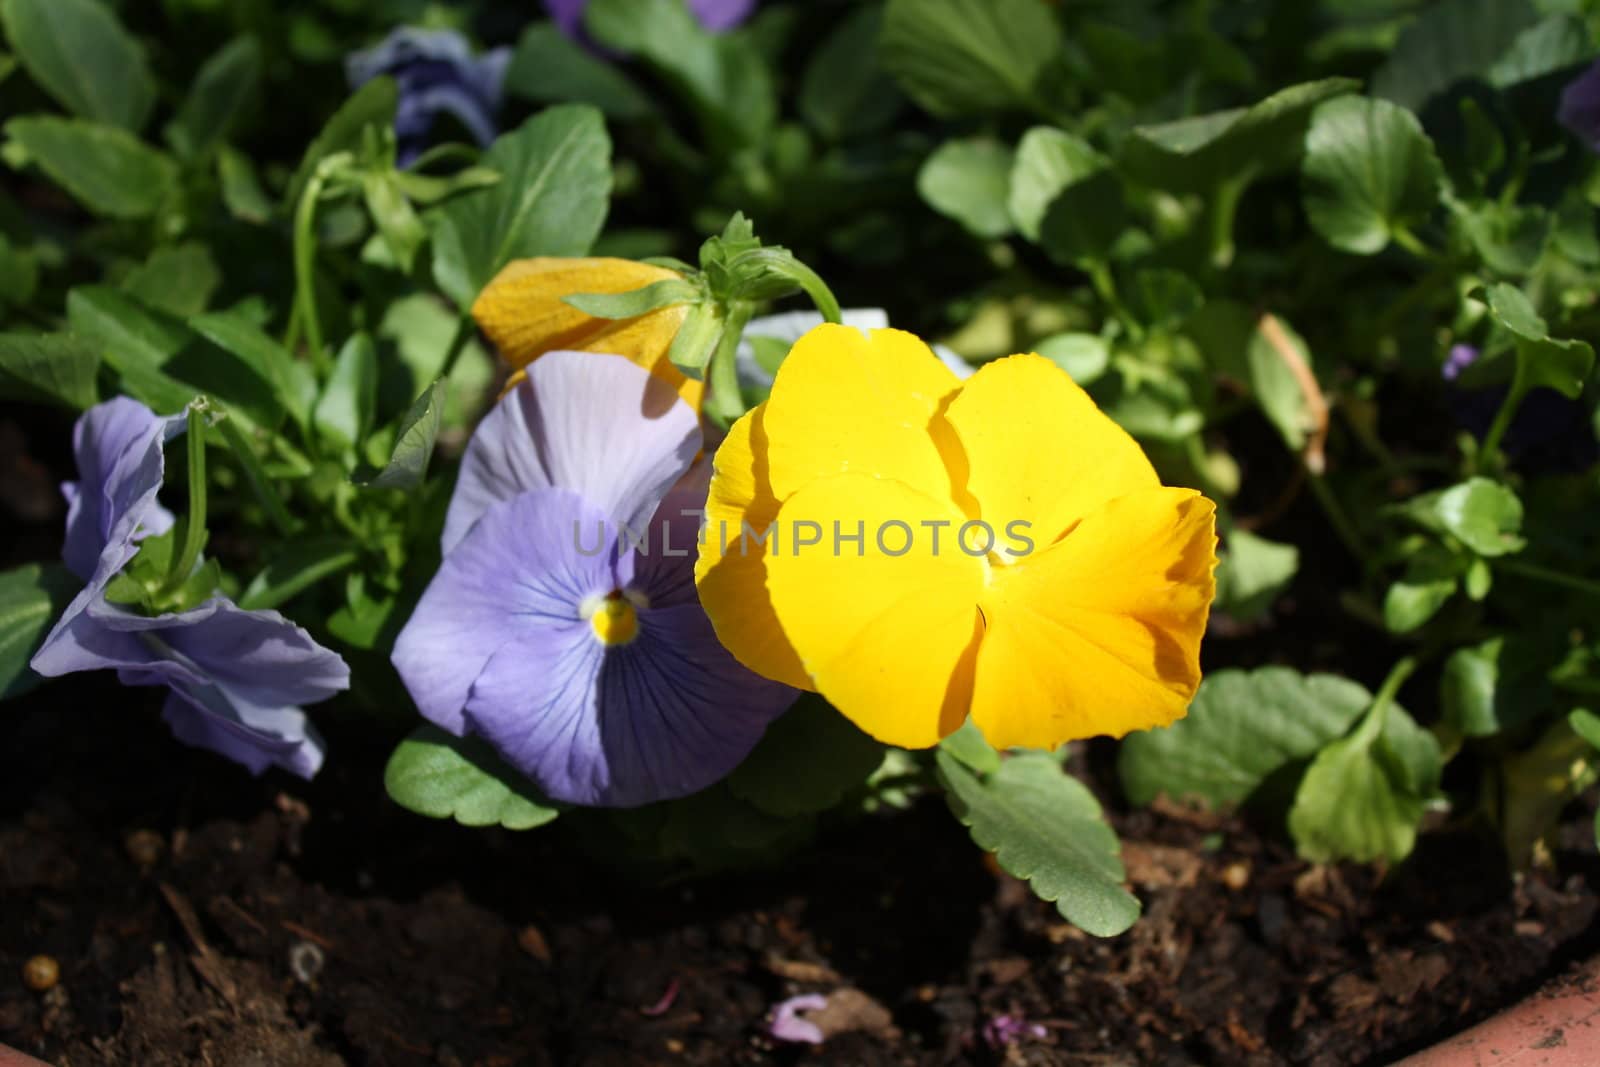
1384,567,1459,633
1370,0,1539,113
584,0,774,152
1033,332,1109,385
504,23,653,120
0,332,99,409
0,234,37,309
562,278,698,319
799,6,902,140
1487,15,1591,89
1396,477,1525,557
4,117,177,219
167,36,261,158
362,170,427,272
727,694,884,817
1481,283,1594,398
431,105,611,310
356,379,443,490
190,308,316,432
1484,282,1549,340
1456,201,1552,276
1187,303,1320,453
1119,667,1372,809
377,296,492,431
1008,127,1104,242
314,333,377,450
938,751,1139,937
1037,168,1126,266
285,76,397,211
938,719,1001,775
217,146,273,224
880,0,1063,118
385,725,563,830
0,0,156,131
1301,96,1443,255
1570,709,1600,752
122,243,221,318
1215,529,1300,623
1119,78,1358,192
1288,702,1440,864
917,137,1016,239
237,537,359,612
1443,636,1556,738
0,562,78,700
1129,269,1204,331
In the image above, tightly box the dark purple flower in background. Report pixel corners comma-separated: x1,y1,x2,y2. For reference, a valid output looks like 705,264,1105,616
390,351,796,808
544,0,757,37
347,28,511,166
30,399,348,778
1443,344,1598,472
1559,61,1600,152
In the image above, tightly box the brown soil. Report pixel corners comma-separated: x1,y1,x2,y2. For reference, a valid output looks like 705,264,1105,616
4,679,1600,1067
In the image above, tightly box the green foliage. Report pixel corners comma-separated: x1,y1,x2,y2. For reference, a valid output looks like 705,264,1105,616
881,0,1062,118
0,0,156,131
728,694,885,817
385,726,564,830
1301,96,1443,255
917,138,1016,239
0,332,98,409
4,117,177,219
0,563,78,699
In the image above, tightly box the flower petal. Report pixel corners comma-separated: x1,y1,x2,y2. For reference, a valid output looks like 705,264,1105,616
62,397,187,583
970,488,1217,750
161,689,326,779
735,308,889,393
939,353,1158,547
396,488,621,733
465,599,793,807
763,471,985,748
472,257,698,408
443,350,700,553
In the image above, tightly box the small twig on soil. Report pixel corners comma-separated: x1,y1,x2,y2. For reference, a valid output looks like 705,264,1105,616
158,882,239,1007
279,919,335,951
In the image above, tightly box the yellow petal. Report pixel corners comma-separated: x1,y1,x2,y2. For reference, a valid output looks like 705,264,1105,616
970,487,1217,750
763,471,986,748
472,257,700,410
939,353,1159,547
762,325,962,502
694,405,814,690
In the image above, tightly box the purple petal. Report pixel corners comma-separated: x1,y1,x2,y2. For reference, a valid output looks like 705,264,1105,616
544,0,587,37
61,397,187,583
1560,61,1600,152
347,27,509,164
442,350,700,555
162,689,326,779
769,994,828,1045
628,461,710,608
394,488,623,734
1442,343,1480,382
686,0,756,32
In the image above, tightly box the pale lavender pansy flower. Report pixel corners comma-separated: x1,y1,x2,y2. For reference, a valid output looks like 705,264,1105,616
1559,61,1600,152
391,350,796,808
30,398,347,778
545,0,757,37
347,28,512,166
735,308,972,395
983,1014,1048,1048
768,994,828,1044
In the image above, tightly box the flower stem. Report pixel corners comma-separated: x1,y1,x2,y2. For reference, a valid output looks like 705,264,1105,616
1477,352,1528,469
1497,558,1600,599
160,403,210,596
437,314,475,383
706,301,755,428
292,155,349,376
216,413,297,536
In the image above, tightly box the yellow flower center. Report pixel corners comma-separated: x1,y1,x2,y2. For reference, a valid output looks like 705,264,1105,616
584,591,641,645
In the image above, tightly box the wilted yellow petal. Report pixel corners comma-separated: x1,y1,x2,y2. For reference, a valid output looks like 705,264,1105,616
762,325,961,502
472,257,700,409
693,406,814,690
970,488,1218,750
764,471,986,747
939,353,1159,547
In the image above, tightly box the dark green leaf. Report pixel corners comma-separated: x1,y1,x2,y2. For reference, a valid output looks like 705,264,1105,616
362,170,427,272
190,309,316,432
800,6,902,140
385,725,563,830
217,146,272,223
432,105,611,309
0,562,78,700
728,694,884,817
122,244,221,318
1037,168,1126,266
504,23,653,120
238,537,359,612
917,137,1016,239
1215,529,1300,622
1119,667,1371,809
1301,96,1443,255
0,0,156,131
0,332,99,409
1371,0,1539,112
1487,15,1591,89
1008,126,1104,241
939,751,1139,937
356,379,443,490
880,0,1062,118
167,36,262,158
1396,477,1525,557
285,76,397,211
4,117,177,219
1129,269,1204,331
313,333,378,450
938,719,1001,775
1442,636,1557,738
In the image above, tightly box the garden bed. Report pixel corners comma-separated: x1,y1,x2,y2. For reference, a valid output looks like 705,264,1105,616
5,680,1597,1067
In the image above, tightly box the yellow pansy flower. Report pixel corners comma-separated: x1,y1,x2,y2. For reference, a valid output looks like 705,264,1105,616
694,324,1218,751
472,257,702,410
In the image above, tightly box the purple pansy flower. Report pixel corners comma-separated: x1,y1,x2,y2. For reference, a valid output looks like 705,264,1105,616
30,398,347,778
1559,61,1600,152
391,350,797,807
545,0,756,37
347,28,512,166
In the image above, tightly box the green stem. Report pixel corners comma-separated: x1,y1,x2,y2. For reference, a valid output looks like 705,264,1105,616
437,314,475,383
1208,172,1251,270
159,404,210,596
237,548,360,612
1477,352,1528,468
1088,262,1138,338
293,155,348,375
706,301,756,427
1306,471,1368,565
1391,227,1432,260
1497,558,1600,599
215,414,297,536
1367,654,1419,733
